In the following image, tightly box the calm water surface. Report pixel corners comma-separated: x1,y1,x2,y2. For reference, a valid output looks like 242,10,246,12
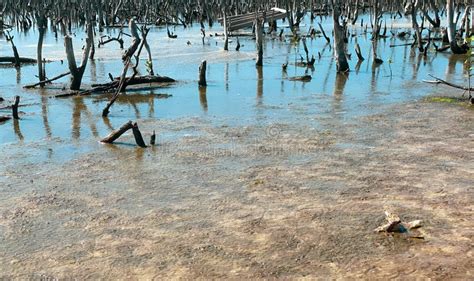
0,15,468,159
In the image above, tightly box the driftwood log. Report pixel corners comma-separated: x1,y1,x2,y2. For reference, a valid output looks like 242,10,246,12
100,121,134,143
55,75,175,98
0,57,37,64
100,120,147,147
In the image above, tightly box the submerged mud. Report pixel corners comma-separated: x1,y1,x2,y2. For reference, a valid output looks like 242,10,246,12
0,99,472,279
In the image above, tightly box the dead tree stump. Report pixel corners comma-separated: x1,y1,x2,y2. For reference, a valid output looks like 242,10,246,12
255,18,263,66
199,60,207,87
12,96,20,119
132,122,147,148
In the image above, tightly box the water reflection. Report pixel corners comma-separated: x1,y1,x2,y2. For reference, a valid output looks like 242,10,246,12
256,66,263,105
72,97,98,140
224,63,229,92
102,116,114,131
412,53,422,80
72,98,86,139
13,119,23,141
90,59,97,82
446,55,465,79
334,73,349,96
40,90,52,139
199,86,208,112
355,60,363,73
16,67,21,84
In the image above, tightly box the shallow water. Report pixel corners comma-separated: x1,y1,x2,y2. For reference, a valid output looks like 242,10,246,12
0,15,468,148
0,14,473,279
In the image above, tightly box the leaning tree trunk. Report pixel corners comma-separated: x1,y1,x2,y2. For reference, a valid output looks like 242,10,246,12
64,16,94,90
446,0,467,54
411,0,424,52
333,1,349,72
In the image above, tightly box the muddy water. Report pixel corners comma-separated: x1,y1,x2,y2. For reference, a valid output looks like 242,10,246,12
0,15,473,279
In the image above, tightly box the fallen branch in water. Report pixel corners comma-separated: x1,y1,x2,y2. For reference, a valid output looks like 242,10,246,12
100,121,134,143
98,33,124,49
0,116,11,122
55,75,175,98
24,71,71,89
433,42,450,52
424,74,474,91
0,56,37,64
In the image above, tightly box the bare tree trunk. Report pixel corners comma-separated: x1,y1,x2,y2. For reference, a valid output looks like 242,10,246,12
64,15,94,90
5,32,20,67
447,0,467,54
372,0,380,39
97,0,104,32
223,9,229,51
411,0,424,52
199,60,207,86
36,12,47,87
333,1,349,72
285,0,296,35
255,17,263,66
463,6,470,41
142,26,154,75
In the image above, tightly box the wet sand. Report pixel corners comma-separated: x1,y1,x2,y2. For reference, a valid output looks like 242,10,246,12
1,99,472,279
